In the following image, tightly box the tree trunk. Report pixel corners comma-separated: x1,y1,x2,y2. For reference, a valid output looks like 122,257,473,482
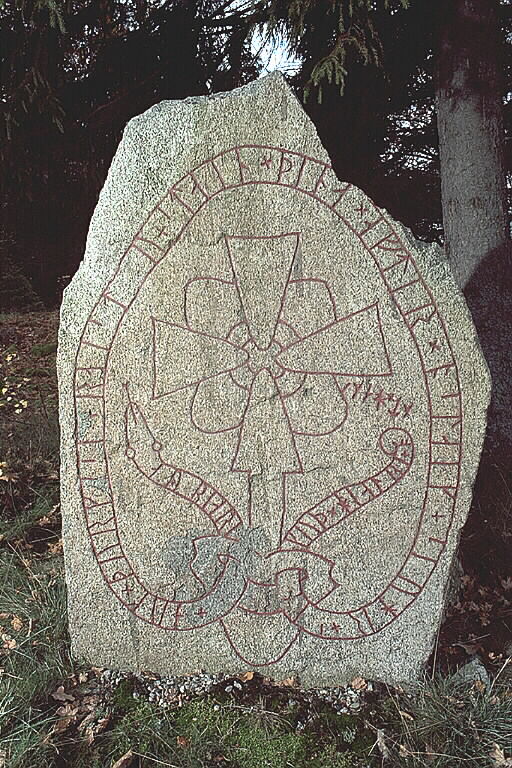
436,0,512,563
435,0,509,288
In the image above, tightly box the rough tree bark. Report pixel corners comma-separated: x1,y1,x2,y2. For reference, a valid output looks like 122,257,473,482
436,0,512,566
435,0,509,288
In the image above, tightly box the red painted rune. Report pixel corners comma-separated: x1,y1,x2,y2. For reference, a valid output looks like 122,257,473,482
72,143,464,668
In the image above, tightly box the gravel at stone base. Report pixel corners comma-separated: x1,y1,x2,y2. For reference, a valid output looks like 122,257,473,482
99,668,374,715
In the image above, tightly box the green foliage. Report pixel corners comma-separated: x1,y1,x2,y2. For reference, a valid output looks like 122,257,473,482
0,548,73,768
168,698,370,767
380,675,512,767
0,312,59,515
1,0,67,141
105,700,175,764
2,0,66,31
0,484,58,542
30,342,58,358
0,520,373,768
265,0,410,100
0,0,262,303
310,746,365,767
0,491,511,768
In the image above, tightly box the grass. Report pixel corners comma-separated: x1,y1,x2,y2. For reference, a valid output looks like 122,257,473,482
96,698,369,768
0,504,510,768
0,549,73,767
1,310,511,768
378,674,512,766
0,310,59,518
0,532,374,768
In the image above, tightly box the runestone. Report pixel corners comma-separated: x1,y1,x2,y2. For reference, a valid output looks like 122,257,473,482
58,73,490,685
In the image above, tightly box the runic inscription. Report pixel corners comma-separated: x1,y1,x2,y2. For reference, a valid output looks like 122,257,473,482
58,73,491,688
70,142,467,669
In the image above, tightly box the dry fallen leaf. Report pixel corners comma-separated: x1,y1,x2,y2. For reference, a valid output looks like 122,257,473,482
95,715,111,734
489,744,512,766
112,750,134,768
47,539,63,555
240,670,254,682
84,727,95,746
277,676,297,687
78,711,95,731
83,714,111,744
82,693,101,709
52,702,79,734
1,634,16,650
0,471,17,483
51,685,75,703
177,736,190,748
53,715,75,734
398,710,414,721
55,703,78,718
10,617,22,632
350,676,367,690
473,679,487,694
